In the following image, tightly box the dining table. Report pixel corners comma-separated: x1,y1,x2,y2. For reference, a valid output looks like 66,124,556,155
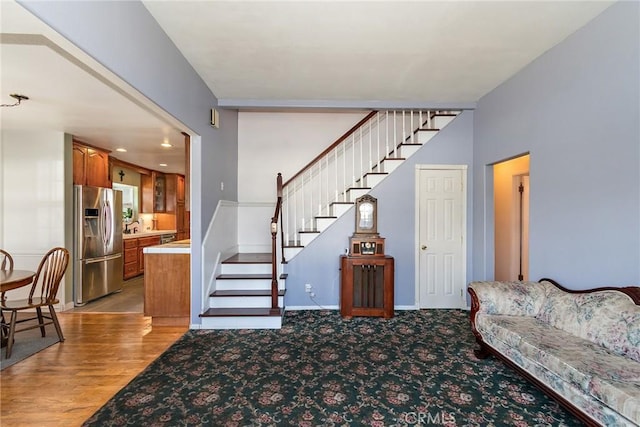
1,269,36,347
1,269,36,292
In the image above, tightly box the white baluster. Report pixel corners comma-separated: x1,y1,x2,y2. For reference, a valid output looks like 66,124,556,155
359,127,363,187
377,113,381,172
335,147,339,204
318,163,322,217
301,173,305,231
410,110,414,143
351,134,355,187
399,110,404,157
419,111,423,130
294,179,298,245
386,112,390,167
368,119,372,177
392,111,396,160
325,156,329,216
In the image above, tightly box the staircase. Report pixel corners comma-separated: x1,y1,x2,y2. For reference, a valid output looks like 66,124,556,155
199,110,460,329
283,110,460,258
200,253,286,329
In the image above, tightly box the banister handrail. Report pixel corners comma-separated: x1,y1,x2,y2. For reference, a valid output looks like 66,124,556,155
283,111,378,187
270,173,283,312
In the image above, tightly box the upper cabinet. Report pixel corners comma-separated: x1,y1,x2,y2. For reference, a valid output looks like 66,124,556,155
73,141,111,188
141,171,166,213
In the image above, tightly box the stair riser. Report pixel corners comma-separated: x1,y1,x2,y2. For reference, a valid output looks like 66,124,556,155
221,263,272,275
216,279,276,291
200,316,283,329
381,159,403,174
433,115,455,129
315,217,336,232
417,131,437,144
284,247,303,260
209,296,284,308
364,174,386,187
346,188,369,201
331,204,352,217
397,145,420,158
299,232,319,246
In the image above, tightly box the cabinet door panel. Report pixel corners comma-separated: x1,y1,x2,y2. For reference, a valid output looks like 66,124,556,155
86,149,110,188
72,144,87,185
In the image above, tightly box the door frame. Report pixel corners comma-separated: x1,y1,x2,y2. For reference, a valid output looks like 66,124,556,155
414,164,468,309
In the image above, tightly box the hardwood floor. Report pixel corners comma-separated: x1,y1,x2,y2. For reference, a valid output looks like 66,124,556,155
68,276,144,313
0,312,187,426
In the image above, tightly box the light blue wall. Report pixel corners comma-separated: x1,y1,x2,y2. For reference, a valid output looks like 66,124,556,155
285,111,474,307
473,1,640,288
19,0,239,325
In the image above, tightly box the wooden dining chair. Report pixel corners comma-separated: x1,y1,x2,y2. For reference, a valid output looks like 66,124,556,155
0,249,13,271
0,249,14,339
0,247,69,358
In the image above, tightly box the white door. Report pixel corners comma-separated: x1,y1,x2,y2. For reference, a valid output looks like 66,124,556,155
417,167,466,308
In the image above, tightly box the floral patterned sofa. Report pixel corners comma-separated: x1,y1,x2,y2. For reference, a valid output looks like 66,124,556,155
468,278,640,427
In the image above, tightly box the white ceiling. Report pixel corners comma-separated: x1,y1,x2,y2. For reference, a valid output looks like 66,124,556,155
143,1,613,103
1,0,614,175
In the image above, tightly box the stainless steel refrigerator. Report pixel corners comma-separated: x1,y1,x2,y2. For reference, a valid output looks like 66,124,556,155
74,185,123,306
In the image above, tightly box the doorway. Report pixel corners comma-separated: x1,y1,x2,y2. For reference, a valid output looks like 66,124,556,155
416,165,467,308
493,155,530,281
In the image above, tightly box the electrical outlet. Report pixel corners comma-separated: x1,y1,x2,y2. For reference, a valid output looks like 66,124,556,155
309,292,315,298
305,283,312,293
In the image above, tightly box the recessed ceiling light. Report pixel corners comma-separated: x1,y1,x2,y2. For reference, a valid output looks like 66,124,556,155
159,163,168,167
116,148,127,152
161,143,173,148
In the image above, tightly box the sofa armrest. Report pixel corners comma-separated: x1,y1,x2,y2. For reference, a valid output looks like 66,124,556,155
468,281,547,317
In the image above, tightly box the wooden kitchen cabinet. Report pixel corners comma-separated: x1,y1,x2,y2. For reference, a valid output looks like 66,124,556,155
123,239,139,280
122,235,160,279
144,252,190,326
340,255,394,319
141,172,166,213
137,236,161,274
73,141,111,188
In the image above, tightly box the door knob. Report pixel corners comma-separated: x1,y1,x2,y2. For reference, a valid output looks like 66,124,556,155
421,245,427,250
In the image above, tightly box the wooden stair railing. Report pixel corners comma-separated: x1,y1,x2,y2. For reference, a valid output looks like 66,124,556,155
283,111,378,188
270,173,283,314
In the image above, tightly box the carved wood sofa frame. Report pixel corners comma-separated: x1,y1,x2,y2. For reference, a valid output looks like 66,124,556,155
468,278,640,427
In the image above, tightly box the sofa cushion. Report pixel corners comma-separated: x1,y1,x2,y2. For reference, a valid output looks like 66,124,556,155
589,376,640,424
536,284,640,362
478,314,640,423
470,281,546,317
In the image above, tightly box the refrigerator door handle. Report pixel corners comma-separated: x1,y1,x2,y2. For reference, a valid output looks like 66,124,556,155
105,199,112,247
85,253,122,264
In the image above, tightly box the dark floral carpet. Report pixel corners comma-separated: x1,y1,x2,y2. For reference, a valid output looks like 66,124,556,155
84,310,582,426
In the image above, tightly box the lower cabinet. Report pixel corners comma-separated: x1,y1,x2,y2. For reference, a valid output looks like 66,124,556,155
144,252,190,326
340,255,394,319
123,235,161,279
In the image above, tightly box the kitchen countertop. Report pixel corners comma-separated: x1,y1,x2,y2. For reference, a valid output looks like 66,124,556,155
143,239,191,254
123,230,177,240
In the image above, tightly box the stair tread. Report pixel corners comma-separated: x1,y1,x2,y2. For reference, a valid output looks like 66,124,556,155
364,172,388,176
200,307,284,317
315,216,337,219
298,229,320,234
211,289,285,297
330,201,354,205
222,253,271,264
347,186,371,191
217,274,272,280
416,128,440,132
284,242,304,247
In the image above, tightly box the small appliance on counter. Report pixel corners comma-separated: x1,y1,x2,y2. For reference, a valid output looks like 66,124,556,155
73,185,123,305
